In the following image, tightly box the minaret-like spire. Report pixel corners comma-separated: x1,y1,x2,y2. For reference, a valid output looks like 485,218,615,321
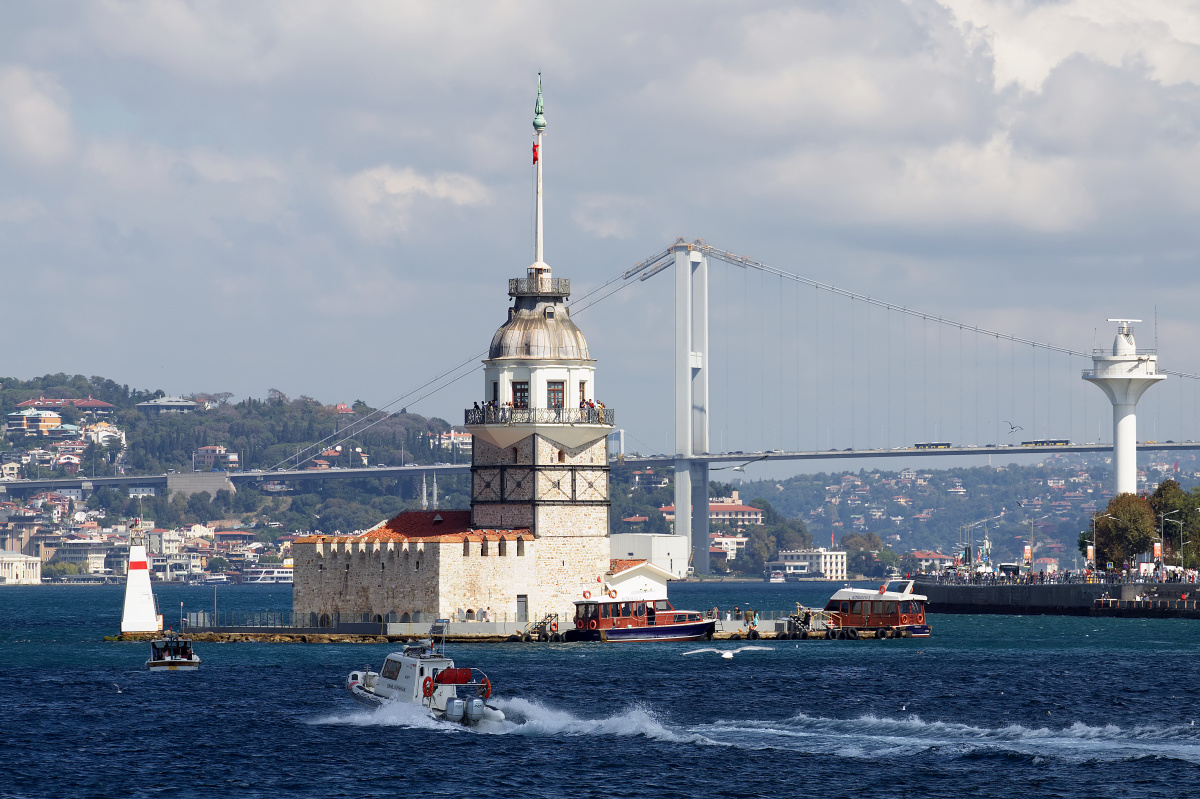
531,73,548,277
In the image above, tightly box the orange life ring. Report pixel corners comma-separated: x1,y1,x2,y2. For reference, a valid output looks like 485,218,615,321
878,585,886,594
608,590,617,599
583,590,591,599
549,621,558,632
422,676,434,698
481,677,492,699
587,619,597,630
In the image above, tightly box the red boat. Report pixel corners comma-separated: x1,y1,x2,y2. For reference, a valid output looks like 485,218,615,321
821,580,931,639
563,560,716,643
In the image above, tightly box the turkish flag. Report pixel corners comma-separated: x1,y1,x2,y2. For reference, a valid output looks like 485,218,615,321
532,142,539,164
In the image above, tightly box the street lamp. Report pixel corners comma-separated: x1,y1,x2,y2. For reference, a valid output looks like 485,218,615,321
1158,510,1179,570
1168,518,1185,568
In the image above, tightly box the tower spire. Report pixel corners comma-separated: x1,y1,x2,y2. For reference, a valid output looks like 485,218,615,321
532,73,548,277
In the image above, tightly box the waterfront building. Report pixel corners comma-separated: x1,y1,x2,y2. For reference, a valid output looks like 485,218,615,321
772,548,848,580
0,550,41,584
293,77,615,626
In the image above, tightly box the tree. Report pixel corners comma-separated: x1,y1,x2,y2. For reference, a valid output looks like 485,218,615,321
1092,493,1156,569
42,561,81,578
207,556,229,572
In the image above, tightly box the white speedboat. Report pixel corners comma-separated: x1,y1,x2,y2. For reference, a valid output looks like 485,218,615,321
345,619,503,725
146,632,201,671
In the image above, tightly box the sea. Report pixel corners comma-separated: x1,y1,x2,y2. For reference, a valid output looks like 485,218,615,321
1,581,1197,799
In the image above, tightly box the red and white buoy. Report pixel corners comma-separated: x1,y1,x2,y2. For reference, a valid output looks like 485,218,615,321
121,541,163,633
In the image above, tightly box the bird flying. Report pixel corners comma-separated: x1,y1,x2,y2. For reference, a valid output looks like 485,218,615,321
682,645,772,659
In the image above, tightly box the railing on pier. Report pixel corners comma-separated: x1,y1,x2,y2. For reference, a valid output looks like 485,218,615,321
465,407,614,426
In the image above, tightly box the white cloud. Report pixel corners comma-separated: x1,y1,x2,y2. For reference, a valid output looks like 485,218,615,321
0,65,74,166
333,165,490,238
572,193,645,239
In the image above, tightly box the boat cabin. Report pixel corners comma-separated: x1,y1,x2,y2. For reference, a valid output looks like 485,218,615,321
574,598,703,632
823,580,927,632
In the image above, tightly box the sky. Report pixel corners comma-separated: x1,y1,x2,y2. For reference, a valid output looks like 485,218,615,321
4,1,1200,469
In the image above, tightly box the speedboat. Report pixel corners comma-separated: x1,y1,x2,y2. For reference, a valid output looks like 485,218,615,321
345,619,503,725
146,632,201,671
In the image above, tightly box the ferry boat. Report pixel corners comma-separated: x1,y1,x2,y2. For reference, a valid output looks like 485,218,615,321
146,632,201,671
345,620,503,725
201,573,229,585
765,570,785,583
564,561,716,643
242,567,293,585
821,580,931,639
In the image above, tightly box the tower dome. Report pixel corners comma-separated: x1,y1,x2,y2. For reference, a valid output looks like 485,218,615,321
488,289,590,360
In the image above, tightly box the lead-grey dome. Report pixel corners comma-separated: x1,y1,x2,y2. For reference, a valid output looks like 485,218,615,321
489,297,590,360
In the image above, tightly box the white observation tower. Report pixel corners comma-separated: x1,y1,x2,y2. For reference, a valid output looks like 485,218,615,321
1083,319,1165,495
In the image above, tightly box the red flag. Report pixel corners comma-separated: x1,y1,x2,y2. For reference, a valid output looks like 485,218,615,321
1175,460,1180,472
532,142,539,164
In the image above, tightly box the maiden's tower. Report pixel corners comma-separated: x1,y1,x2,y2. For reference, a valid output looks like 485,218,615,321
292,78,614,626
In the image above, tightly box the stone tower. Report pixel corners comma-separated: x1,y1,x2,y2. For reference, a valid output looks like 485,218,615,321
464,75,614,619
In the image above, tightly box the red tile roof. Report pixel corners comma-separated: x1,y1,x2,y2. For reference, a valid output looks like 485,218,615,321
295,510,529,544
607,558,647,575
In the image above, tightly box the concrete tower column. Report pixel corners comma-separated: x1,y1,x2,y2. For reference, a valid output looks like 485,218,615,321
1083,319,1165,496
674,243,709,575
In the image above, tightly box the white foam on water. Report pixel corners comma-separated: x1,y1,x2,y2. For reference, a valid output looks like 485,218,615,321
687,712,1200,763
309,700,450,732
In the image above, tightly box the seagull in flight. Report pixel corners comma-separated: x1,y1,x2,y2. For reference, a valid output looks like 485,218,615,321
1003,421,1023,433
682,645,772,659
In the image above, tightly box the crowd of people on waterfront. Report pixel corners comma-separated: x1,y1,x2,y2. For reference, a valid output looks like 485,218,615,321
919,568,1200,586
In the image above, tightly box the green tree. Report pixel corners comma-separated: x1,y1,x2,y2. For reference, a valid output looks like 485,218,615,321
1092,493,1156,569
207,556,229,572
41,561,81,578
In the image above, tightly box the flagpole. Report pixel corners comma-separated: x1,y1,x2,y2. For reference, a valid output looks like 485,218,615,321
532,73,547,274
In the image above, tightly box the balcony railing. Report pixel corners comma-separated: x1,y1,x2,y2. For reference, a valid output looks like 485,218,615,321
508,277,570,297
465,407,614,426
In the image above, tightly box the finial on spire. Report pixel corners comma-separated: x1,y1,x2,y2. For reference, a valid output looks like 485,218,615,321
533,72,546,132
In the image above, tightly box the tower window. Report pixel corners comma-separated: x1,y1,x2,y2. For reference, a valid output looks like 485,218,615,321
517,536,525,556
547,381,564,409
544,307,555,319
558,450,565,463
481,538,489,556
498,537,507,556
492,382,498,403
463,537,470,556
579,381,587,403
513,382,529,409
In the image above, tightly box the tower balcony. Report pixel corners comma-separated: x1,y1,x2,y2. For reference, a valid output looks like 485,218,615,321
465,406,614,450
509,277,570,297
465,407,613,426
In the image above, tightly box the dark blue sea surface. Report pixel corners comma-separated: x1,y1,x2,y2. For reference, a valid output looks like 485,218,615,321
2,581,1198,798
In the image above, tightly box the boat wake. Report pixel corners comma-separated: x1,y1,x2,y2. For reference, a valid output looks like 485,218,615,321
312,696,713,744
691,712,1200,763
312,701,1200,763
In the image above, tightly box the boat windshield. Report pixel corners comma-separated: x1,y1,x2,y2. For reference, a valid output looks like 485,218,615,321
885,580,914,594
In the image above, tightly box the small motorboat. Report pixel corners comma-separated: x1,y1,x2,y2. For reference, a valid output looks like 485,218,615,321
345,619,503,725
146,632,201,671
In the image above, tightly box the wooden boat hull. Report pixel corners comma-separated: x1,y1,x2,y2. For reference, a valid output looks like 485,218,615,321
565,619,715,643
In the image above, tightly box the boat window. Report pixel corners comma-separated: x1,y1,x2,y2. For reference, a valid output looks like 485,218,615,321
840,601,850,614
636,602,645,616
823,601,838,611
621,602,631,617
381,659,402,680
600,604,609,619
655,600,671,611
873,601,885,614
850,601,863,615
674,614,686,624
582,603,597,619
884,601,897,614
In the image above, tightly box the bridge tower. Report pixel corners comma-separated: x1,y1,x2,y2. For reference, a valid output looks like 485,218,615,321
1083,319,1165,495
673,240,710,575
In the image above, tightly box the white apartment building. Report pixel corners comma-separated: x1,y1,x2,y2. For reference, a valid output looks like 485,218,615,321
775,548,848,581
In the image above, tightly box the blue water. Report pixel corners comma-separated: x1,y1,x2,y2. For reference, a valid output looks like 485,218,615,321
2,581,1198,798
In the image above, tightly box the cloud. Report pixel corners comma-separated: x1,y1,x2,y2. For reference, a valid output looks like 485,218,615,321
0,65,74,166
333,165,490,238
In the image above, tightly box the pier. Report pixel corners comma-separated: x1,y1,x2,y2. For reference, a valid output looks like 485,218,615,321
914,579,1200,617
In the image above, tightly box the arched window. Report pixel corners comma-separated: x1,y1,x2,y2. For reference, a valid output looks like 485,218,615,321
463,537,470,556
498,537,507,556
400,612,411,623
558,449,565,463
319,613,331,627
517,536,525,556
481,538,488,556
